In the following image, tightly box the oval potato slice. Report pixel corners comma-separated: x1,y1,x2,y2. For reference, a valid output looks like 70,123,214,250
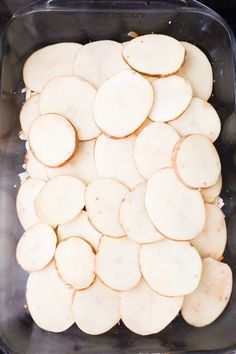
19,94,40,137
201,174,222,204
25,150,47,181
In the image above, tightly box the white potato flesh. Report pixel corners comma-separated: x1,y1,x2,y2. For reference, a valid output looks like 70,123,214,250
149,75,192,122
35,176,85,226
85,178,128,237
23,42,82,92
119,183,164,243
16,223,57,272
133,122,179,179
26,262,74,332
94,70,153,138
39,76,100,141
181,258,232,327
121,279,183,335
74,40,130,89
94,134,144,189
201,174,222,204
72,278,120,335
96,236,141,291
25,150,47,181
123,34,185,75
19,94,40,137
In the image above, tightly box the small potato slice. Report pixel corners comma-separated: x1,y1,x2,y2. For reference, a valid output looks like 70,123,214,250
35,176,85,226
19,94,40,137
173,135,221,188
191,204,227,259
121,279,183,335
149,76,192,122
140,240,202,296
181,258,232,327
25,150,47,181
134,122,179,179
96,236,141,291
39,76,100,141
94,70,153,138
55,237,95,289
85,178,128,237
178,41,213,101
23,42,82,92
94,134,144,189
145,168,205,240
72,278,120,335
120,183,164,243
26,262,74,332
123,34,185,75
16,223,57,272
74,40,130,89
29,114,76,168
201,174,222,203
169,97,221,142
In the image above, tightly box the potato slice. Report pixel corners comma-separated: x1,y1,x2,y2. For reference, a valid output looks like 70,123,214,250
55,237,95,289
133,122,179,179
72,278,120,335
133,118,152,136
178,41,213,100
96,236,141,291
19,94,40,137
23,42,82,92
149,76,192,122
121,279,183,335
26,262,74,332
145,168,205,240
123,34,185,75
74,40,130,89
85,178,128,237
94,70,153,138
35,176,85,226
120,183,164,243
201,174,222,203
39,76,100,141
25,150,47,181
94,134,144,189
173,135,221,188
16,223,57,272
181,258,232,327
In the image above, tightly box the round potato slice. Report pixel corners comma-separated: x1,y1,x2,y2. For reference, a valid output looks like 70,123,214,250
96,236,141,291
19,94,40,137
120,183,164,243
133,122,179,179
94,70,153,138
123,34,185,75
145,168,205,240
23,42,82,92
25,150,47,181
201,174,222,204
121,279,183,335
85,178,128,237
149,76,192,122
173,135,221,188
35,176,85,226
26,262,74,332
94,134,144,189
72,278,120,335
181,258,232,327
39,76,100,141
16,223,57,272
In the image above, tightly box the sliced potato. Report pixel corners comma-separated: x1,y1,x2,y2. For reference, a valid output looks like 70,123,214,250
19,94,40,137
133,118,152,135
25,150,47,181
201,174,222,203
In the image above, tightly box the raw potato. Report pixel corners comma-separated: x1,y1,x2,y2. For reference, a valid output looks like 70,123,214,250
94,134,144,189
25,150,47,181
23,42,82,92
123,34,185,75
19,94,40,137
149,75,192,122
134,122,179,179
85,178,128,237
181,258,232,327
133,118,152,135
39,76,100,141
145,168,205,240
121,279,183,335
96,236,141,291
29,114,76,168
72,278,120,335
94,70,153,138
55,237,95,289
201,174,222,203
35,176,85,226
26,262,74,332
120,183,164,243
16,223,57,272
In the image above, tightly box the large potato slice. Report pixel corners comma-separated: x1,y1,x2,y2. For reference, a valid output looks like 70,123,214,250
19,94,40,137
25,150,47,181
201,174,222,203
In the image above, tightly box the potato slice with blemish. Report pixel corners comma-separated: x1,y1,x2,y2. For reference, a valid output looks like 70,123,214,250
19,94,40,137
25,150,47,181
201,174,222,204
